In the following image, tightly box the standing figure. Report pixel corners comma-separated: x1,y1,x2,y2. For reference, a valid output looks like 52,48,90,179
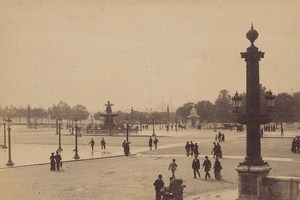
281,126,284,137
185,142,190,156
153,137,159,149
202,156,211,180
212,142,217,158
153,174,164,200
291,138,297,153
190,141,195,157
194,143,199,156
55,151,62,170
213,157,222,180
149,136,153,150
192,155,201,178
122,140,127,154
50,152,56,171
123,141,130,156
168,159,178,178
88,138,95,151
101,138,106,149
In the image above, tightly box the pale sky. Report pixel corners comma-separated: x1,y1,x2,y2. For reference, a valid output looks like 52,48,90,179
0,0,299,112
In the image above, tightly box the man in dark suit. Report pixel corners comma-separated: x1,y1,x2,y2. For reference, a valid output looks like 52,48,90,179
192,155,201,178
153,174,164,200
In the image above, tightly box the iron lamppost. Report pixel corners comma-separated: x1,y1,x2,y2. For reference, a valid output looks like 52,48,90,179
73,118,80,159
234,25,275,200
6,118,14,166
57,118,63,152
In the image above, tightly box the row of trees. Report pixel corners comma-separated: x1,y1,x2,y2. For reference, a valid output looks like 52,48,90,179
1,86,299,125
176,86,300,123
0,101,89,124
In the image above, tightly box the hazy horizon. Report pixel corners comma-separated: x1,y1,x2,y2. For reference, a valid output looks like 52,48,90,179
1,0,299,113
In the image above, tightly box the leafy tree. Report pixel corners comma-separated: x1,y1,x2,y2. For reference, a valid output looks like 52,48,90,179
31,107,48,124
176,102,194,123
195,100,214,122
274,93,294,122
214,90,233,122
48,101,72,120
72,104,89,121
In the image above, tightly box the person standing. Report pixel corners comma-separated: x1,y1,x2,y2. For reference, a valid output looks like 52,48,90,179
213,157,222,180
153,174,164,200
153,137,159,149
88,138,95,151
185,142,190,156
55,151,62,171
194,143,199,156
100,138,106,150
202,156,211,180
192,155,201,178
168,159,178,178
50,152,56,171
190,141,195,157
149,136,153,150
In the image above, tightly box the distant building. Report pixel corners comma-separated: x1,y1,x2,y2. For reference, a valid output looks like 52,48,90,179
153,95,177,112
187,105,200,128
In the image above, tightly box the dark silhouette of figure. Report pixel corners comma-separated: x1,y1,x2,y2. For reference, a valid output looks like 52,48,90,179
149,136,153,150
153,174,164,200
194,143,199,156
88,138,95,151
202,156,211,180
101,138,106,149
50,152,56,171
153,137,159,149
260,128,264,137
192,155,201,178
213,157,222,180
185,142,190,156
122,141,130,156
190,141,195,156
212,142,217,158
168,159,178,178
55,151,62,170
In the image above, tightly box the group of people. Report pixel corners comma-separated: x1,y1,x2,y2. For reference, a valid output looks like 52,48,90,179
212,142,222,158
215,131,225,142
149,136,159,150
154,155,222,200
291,137,300,153
50,151,62,171
88,138,106,151
185,141,199,157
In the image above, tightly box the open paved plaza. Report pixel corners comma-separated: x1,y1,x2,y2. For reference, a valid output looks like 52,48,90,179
0,126,299,199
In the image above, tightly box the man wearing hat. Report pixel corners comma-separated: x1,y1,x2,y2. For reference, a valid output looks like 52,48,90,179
192,155,201,178
153,174,164,200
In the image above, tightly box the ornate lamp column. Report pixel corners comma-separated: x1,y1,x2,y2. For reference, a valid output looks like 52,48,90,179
166,106,169,132
57,118,63,152
6,118,14,166
2,120,7,149
73,118,80,159
235,25,274,200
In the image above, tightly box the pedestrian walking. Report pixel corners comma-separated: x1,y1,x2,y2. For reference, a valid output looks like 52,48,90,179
168,159,178,178
192,155,201,178
211,142,217,158
153,137,159,149
153,174,164,200
185,142,190,156
88,138,95,151
149,136,153,150
55,151,62,170
213,157,222,180
100,138,106,149
50,152,56,171
202,156,211,180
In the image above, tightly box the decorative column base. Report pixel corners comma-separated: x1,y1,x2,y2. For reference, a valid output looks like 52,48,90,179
236,164,271,200
6,160,14,166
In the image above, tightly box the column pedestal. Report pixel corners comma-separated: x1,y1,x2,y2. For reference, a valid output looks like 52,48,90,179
236,164,271,200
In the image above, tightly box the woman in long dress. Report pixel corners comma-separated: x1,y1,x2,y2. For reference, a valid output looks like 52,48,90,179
213,157,222,180
50,152,56,171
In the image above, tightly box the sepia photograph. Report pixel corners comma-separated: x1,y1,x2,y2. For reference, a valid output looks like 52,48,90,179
0,0,299,199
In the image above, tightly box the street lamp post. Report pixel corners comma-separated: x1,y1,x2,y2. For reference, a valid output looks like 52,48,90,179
234,25,275,200
175,115,178,132
152,118,156,136
6,118,14,166
126,117,129,142
57,118,63,152
167,106,169,132
2,120,7,149
73,118,80,159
